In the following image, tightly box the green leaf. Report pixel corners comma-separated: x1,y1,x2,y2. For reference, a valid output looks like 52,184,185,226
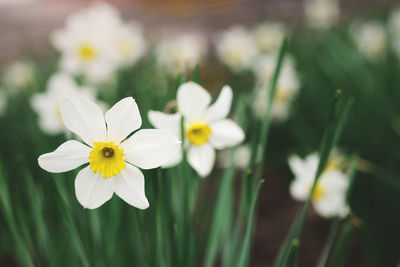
0,163,35,267
327,219,357,267
253,37,287,179
237,179,265,267
316,219,341,267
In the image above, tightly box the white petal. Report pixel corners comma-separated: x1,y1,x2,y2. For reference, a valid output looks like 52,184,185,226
38,140,90,173
313,194,348,218
177,82,211,120
162,150,183,168
148,110,181,138
59,95,106,146
187,144,216,177
121,129,181,169
289,180,309,201
204,85,233,123
113,165,149,209
209,119,245,149
105,97,142,144
74,166,114,209
288,155,309,179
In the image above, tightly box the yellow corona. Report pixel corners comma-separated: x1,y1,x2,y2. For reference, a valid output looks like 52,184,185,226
89,141,126,179
78,44,97,62
186,122,212,146
311,182,325,202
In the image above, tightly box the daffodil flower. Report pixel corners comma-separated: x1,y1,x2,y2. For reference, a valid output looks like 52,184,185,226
38,95,180,209
288,153,350,218
149,82,245,177
31,72,100,135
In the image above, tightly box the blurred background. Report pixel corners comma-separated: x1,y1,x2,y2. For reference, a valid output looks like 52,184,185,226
1,0,400,267
0,0,398,63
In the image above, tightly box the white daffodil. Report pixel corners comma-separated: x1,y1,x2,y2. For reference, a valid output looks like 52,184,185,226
252,22,286,54
31,72,99,135
51,3,118,82
155,33,206,76
3,61,34,92
148,82,245,177
51,3,146,83
218,145,251,170
111,22,147,68
288,153,350,218
304,0,340,29
351,21,387,61
38,94,180,209
215,26,258,73
252,54,300,121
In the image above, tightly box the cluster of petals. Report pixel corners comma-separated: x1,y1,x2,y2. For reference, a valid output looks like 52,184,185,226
31,72,100,135
149,82,245,177
252,54,300,121
351,21,387,61
288,153,350,218
38,94,180,209
155,33,206,76
304,0,340,30
51,3,146,82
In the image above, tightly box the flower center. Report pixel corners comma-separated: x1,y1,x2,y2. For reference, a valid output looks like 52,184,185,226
275,86,292,102
186,122,212,146
89,141,126,179
325,157,341,171
77,44,97,62
311,182,325,202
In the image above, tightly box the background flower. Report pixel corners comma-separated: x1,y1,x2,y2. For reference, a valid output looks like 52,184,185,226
31,72,98,135
351,21,387,61
51,3,146,83
304,0,340,29
252,54,300,121
215,26,258,73
288,153,350,218
155,33,206,76
2,60,34,92
252,22,286,54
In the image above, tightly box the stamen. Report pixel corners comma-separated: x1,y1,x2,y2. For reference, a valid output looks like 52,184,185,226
102,147,114,158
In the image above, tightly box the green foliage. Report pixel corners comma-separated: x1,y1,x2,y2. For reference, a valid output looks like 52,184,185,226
1,11,400,267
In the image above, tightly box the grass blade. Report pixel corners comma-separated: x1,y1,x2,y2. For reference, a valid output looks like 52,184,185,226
316,219,341,267
237,179,265,267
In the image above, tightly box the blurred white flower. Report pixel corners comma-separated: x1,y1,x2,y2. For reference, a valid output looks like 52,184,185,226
392,37,400,58
215,26,258,73
252,22,286,54
51,3,146,83
288,153,350,218
38,95,180,209
218,145,251,170
156,33,206,76
0,90,7,116
252,54,300,121
111,23,147,68
389,7,400,36
389,8,400,57
3,61,34,92
351,21,387,61
31,72,98,135
148,82,245,177
304,0,340,29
